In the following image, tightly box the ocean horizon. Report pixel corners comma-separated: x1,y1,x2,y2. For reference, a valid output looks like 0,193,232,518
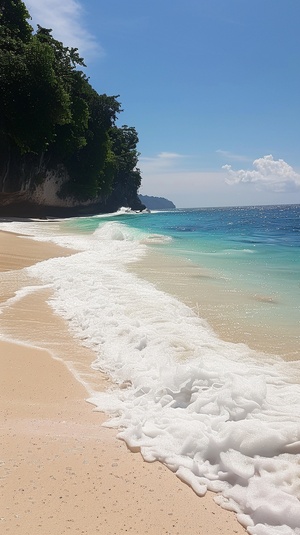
1,203,300,535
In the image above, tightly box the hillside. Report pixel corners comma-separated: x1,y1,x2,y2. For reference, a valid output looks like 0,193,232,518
139,195,176,210
0,1,144,217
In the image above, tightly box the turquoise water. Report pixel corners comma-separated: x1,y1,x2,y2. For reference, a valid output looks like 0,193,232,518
2,206,300,533
67,204,300,357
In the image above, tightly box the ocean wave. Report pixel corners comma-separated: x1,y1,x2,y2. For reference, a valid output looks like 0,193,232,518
92,221,135,241
141,234,172,245
92,206,142,218
24,226,300,535
2,215,300,534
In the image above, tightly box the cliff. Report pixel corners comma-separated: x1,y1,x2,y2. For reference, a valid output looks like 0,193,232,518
0,3,144,218
0,145,144,218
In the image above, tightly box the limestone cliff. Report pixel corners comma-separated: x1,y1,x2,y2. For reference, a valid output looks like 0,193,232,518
0,144,144,218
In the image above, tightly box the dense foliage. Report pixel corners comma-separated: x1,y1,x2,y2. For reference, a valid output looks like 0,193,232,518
0,0,142,202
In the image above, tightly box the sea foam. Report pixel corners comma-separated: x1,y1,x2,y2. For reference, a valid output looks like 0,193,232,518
2,218,300,534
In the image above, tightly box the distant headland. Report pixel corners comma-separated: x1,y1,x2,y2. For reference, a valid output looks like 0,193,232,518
139,195,176,210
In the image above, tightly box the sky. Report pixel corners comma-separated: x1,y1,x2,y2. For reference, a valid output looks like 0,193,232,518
25,0,300,208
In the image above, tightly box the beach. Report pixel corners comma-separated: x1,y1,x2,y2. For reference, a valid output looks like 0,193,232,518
0,229,246,534
129,248,300,361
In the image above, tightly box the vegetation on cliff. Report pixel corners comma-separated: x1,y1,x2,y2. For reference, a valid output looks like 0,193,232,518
0,0,143,211
139,195,176,210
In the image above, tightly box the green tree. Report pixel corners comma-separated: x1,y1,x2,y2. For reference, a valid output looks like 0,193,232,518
35,26,90,158
1,37,72,153
0,0,32,49
0,0,143,208
109,125,142,196
61,93,122,199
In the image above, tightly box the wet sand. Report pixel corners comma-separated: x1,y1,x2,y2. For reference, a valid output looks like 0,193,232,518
0,229,246,534
130,248,300,361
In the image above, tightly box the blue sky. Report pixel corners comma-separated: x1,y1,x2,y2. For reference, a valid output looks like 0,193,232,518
25,0,300,208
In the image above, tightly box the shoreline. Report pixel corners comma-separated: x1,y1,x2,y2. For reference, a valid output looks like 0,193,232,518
130,247,300,361
0,229,246,534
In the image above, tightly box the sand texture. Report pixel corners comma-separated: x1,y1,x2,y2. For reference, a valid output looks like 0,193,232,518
0,229,246,534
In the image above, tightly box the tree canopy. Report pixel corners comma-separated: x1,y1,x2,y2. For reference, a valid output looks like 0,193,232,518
0,0,142,203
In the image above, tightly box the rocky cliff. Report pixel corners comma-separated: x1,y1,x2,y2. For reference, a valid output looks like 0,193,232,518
0,141,144,218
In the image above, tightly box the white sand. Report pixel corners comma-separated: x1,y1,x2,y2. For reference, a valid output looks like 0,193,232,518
0,229,246,534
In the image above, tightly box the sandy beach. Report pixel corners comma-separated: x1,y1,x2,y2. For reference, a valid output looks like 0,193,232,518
0,228,246,534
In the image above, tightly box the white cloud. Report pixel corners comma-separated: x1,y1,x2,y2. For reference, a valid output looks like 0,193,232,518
223,155,300,192
26,0,102,59
216,149,251,162
139,152,185,172
139,155,300,208
139,170,226,208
